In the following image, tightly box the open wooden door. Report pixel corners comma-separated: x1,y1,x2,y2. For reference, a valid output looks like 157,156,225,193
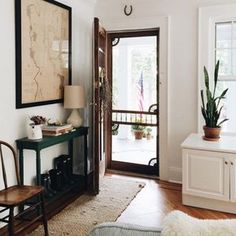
92,18,107,194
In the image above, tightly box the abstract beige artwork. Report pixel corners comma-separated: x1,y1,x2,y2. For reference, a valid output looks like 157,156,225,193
16,0,71,108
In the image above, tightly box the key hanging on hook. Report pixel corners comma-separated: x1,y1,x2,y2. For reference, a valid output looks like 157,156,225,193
124,5,133,16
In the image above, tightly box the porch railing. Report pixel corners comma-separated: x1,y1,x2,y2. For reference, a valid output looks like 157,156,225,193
112,109,158,127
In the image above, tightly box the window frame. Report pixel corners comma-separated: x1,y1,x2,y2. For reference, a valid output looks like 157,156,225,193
198,5,236,135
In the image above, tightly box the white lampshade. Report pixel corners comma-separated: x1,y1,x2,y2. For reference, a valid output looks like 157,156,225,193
64,85,85,128
64,85,85,109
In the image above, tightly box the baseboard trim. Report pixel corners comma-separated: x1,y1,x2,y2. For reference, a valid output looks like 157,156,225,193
168,166,182,183
183,194,236,214
169,179,182,184
106,169,159,180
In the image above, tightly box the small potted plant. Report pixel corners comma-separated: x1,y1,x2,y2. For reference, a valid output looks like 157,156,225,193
112,123,119,136
28,116,46,140
146,127,152,140
201,60,228,140
131,123,145,140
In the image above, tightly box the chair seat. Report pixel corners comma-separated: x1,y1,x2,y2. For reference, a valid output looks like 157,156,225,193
0,185,44,206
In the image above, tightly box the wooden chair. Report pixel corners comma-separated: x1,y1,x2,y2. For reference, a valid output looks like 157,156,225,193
0,141,48,235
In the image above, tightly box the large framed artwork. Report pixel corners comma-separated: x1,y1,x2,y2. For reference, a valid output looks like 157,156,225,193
15,0,72,108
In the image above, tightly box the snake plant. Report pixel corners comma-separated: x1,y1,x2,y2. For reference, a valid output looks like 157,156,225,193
201,60,229,128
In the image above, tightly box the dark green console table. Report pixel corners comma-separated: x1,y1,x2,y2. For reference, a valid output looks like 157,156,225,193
16,127,88,189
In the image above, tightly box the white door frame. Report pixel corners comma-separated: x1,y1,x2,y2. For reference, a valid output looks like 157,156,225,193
101,16,170,180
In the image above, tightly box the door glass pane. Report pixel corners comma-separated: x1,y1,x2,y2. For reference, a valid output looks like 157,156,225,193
112,36,157,111
111,35,158,172
112,124,157,165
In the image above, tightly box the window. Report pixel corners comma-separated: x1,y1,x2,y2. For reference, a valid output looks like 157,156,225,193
215,21,236,133
215,21,236,80
199,5,236,134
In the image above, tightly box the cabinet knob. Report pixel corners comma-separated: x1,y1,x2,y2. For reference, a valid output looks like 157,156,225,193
225,161,228,165
231,162,234,166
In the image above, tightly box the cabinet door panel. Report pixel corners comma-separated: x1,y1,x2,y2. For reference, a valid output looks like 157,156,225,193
183,149,229,201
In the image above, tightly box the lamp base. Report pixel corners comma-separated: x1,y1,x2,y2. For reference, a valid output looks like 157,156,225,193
67,109,83,128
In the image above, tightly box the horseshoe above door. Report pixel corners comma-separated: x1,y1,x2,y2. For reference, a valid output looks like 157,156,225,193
124,5,133,16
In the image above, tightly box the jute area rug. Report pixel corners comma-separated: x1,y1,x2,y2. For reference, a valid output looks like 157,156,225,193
30,176,145,236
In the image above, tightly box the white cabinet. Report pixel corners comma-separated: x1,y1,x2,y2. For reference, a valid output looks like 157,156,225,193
230,158,236,202
182,133,236,214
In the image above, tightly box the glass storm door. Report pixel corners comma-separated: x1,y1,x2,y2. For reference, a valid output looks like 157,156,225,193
107,30,159,176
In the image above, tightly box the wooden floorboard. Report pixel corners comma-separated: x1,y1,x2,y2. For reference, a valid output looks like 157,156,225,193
2,173,236,234
108,174,236,228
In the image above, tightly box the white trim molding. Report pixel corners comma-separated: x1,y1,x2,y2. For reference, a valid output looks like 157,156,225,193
168,166,182,183
198,4,236,133
101,16,170,181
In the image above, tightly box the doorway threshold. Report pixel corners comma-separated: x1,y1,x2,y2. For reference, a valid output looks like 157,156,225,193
106,169,159,180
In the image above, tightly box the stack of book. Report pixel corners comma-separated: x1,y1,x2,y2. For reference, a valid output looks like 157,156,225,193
42,124,74,136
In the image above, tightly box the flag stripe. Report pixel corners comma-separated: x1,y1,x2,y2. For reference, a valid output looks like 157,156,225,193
136,72,144,112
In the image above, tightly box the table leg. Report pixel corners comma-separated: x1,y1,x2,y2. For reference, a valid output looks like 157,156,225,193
84,134,88,189
68,139,73,174
36,150,42,215
36,150,41,186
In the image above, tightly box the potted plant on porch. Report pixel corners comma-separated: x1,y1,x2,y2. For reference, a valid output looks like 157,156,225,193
131,123,146,140
146,127,152,140
201,60,229,141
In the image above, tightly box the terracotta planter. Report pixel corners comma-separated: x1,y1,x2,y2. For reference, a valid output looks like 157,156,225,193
146,133,152,140
203,126,221,141
134,130,144,140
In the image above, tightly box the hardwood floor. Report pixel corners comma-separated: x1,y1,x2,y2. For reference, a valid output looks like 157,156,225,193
108,174,236,228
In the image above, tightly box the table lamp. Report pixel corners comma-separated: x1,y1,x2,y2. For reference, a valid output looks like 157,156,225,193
64,85,85,127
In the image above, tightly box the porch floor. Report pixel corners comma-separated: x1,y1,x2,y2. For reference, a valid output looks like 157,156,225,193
112,136,156,165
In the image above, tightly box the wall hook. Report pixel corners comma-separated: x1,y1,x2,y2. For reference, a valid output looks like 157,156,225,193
124,5,133,16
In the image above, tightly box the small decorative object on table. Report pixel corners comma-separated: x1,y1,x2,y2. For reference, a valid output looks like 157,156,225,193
42,123,73,136
201,60,229,141
27,115,46,140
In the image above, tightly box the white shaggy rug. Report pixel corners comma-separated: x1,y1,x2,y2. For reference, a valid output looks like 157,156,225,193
161,210,236,236
29,176,145,236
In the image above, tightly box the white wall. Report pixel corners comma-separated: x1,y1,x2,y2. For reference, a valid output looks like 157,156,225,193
0,0,95,187
95,0,236,182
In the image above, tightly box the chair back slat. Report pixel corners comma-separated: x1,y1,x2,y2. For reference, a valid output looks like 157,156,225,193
0,141,21,188
0,145,8,189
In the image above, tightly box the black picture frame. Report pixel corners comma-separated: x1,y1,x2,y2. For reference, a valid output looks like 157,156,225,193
15,0,72,109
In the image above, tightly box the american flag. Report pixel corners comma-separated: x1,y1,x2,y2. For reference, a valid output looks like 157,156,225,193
137,72,144,111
